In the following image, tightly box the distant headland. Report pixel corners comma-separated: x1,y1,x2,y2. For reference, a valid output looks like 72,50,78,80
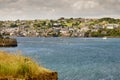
0,17,120,37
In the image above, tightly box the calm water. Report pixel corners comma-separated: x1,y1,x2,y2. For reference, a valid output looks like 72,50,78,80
0,37,120,80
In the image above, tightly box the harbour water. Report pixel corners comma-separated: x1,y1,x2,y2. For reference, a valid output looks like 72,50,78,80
0,37,120,80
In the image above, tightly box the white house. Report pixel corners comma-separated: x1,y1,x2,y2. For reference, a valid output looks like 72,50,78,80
80,27,90,32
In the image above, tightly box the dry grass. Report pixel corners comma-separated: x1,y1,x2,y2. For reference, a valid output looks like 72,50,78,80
0,51,53,79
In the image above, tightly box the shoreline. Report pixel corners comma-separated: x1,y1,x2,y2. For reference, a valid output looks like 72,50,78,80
0,51,58,80
0,38,17,47
10,36,120,38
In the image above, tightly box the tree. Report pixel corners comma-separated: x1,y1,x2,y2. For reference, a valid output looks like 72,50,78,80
10,23,18,28
0,34,3,38
99,17,118,24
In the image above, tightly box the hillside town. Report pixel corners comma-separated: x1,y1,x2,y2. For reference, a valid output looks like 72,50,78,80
0,17,120,37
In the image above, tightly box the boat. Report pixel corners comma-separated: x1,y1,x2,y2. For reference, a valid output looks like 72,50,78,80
102,37,107,39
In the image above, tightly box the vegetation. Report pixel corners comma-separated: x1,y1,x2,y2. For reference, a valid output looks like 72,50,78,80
85,28,120,37
0,51,57,80
10,23,18,28
99,17,120,24
0,17,120,37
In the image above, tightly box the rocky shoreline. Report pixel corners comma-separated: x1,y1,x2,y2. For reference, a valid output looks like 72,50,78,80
0,51,58,80
0,38,17,47
0,72,57,80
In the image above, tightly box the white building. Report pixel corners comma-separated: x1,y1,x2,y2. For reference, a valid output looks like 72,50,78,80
106,24,119,29
80,27,90,32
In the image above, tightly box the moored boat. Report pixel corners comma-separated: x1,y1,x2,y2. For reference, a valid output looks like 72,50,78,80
102,37,107,39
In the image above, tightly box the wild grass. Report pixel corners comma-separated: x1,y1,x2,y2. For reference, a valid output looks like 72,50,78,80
0,51,52,79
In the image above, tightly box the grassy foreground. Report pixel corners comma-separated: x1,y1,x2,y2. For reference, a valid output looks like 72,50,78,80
0,51,57,80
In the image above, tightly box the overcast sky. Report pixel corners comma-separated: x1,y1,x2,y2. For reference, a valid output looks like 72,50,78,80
0,0,120,20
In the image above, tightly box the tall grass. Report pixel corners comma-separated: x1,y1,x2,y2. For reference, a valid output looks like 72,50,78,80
0,51,52,79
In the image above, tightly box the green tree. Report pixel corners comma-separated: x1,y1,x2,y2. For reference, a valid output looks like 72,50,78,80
10,23,18,28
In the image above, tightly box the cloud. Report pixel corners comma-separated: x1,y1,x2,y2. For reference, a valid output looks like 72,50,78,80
0,0,120,20
72,0,99,10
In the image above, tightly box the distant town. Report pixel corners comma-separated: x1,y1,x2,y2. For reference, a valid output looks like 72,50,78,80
0,17,120,37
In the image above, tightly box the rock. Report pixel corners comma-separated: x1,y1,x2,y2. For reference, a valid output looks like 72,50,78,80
0,72,58,80
0,38,17,47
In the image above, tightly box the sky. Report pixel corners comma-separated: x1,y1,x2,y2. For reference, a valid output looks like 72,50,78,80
0,0,120,20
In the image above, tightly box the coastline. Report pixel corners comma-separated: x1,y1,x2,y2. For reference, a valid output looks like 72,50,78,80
0,17,120,38
10,36,120,39
0,38,17,47
0,51,58,80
